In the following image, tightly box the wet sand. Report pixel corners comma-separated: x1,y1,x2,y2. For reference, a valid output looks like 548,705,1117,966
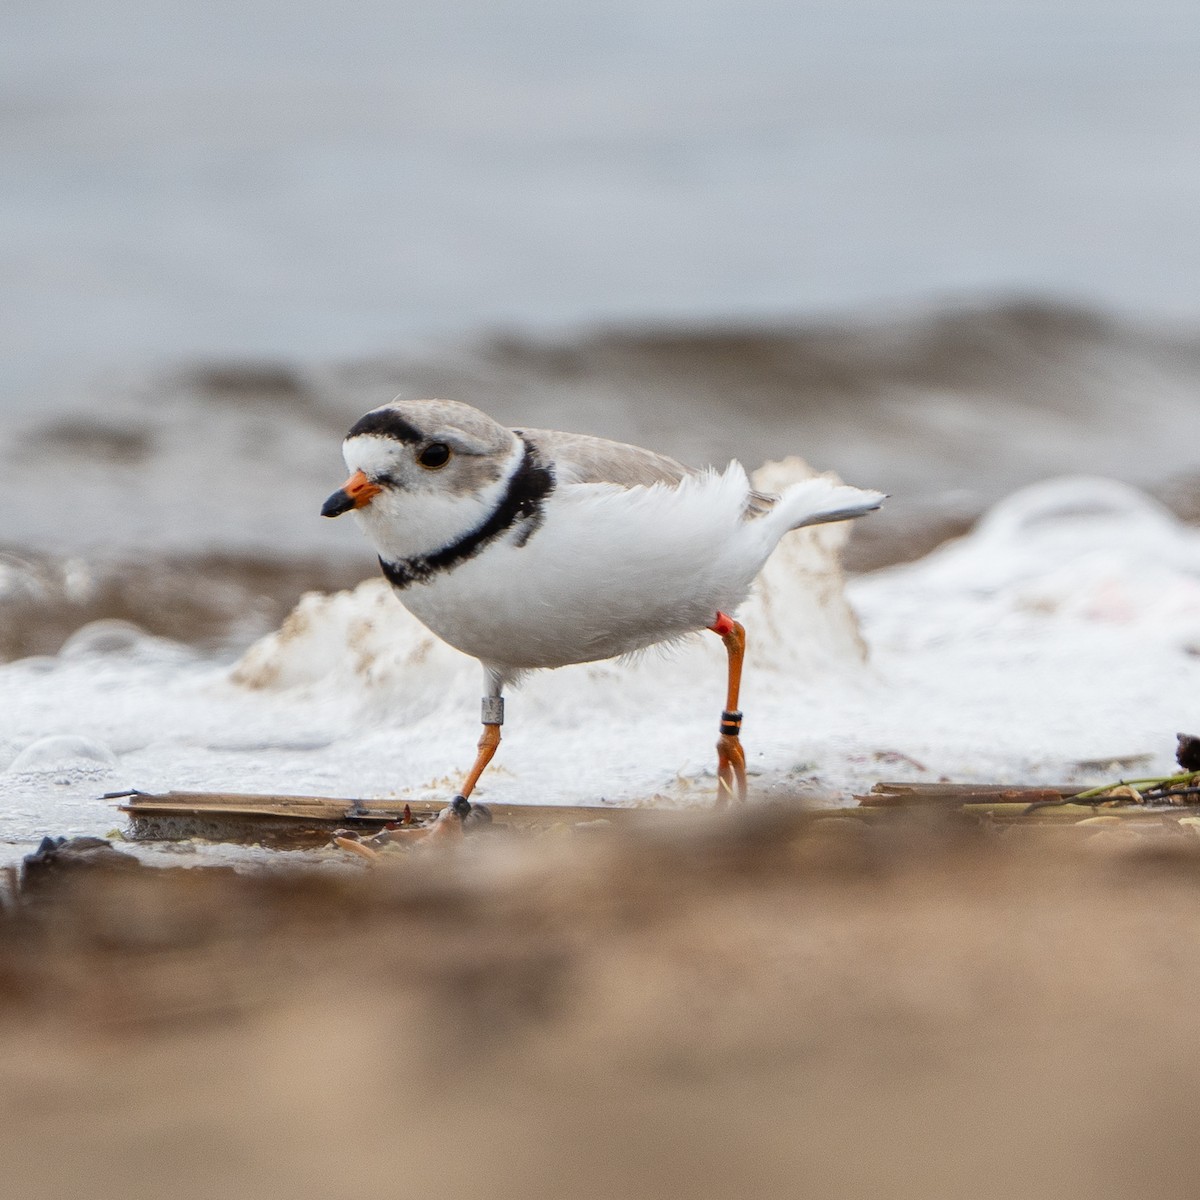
3,808,1200,1199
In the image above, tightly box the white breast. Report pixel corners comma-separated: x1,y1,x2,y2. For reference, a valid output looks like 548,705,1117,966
396,464,782,671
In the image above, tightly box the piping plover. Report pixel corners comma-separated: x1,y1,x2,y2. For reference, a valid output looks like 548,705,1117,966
322,399,884,806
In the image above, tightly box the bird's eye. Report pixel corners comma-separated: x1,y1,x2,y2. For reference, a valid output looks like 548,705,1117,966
417,442,452,470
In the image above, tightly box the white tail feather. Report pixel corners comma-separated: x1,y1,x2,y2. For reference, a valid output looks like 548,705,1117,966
772,478,886,533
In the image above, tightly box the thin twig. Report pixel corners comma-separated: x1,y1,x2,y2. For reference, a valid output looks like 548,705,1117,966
1144,786,1200,801
1071,770,1200,802
1023,770,1200,815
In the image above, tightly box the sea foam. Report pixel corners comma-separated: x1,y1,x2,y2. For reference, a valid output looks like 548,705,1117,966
0,473,1197,863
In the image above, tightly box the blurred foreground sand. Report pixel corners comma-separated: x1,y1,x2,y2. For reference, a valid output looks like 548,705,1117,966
3,809,1200,1199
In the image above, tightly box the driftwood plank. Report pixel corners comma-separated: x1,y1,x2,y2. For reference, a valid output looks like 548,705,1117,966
856,781,1200,824
114,783,1200,848
116,790,655,844
857,782,1082,807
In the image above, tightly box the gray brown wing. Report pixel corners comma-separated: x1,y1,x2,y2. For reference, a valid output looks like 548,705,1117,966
519,427,778,517
518,428,693,488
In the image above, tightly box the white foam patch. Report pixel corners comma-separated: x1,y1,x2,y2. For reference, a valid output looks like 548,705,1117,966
848,476,1200,781
7,735,119,779
0,471,1198,863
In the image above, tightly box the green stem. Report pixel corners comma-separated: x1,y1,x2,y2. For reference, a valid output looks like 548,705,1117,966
1072,770,1200,802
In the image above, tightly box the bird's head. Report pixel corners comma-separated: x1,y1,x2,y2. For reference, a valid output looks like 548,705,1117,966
322,399,521,561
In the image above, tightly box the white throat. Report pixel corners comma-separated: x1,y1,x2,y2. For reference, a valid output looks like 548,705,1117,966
351,438,524,564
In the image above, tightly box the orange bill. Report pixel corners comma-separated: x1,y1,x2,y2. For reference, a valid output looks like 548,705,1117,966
321,469,382,518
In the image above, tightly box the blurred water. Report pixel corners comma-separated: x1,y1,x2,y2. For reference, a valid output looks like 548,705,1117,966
3,0,1199,407
1,298,1199,661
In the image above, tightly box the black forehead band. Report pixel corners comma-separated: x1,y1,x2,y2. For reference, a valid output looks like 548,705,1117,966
346,409,425,444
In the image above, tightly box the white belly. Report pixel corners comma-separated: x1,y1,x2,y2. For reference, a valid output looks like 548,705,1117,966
395,468,778,670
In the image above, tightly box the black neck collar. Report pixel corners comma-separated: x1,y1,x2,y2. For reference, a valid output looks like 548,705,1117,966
378,436,555,590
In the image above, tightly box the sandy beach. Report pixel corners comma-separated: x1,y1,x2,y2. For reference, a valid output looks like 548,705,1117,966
4,808,1200,1200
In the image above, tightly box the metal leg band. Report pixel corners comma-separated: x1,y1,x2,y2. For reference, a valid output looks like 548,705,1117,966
481,696,505,726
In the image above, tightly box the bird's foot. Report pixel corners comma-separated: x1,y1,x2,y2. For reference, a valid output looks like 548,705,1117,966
332,796,493,859
441,794,493,828
716,733,748,806
389,794,493,843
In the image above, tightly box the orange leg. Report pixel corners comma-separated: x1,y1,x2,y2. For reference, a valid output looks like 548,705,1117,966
708,612,748,805
458,722,501,800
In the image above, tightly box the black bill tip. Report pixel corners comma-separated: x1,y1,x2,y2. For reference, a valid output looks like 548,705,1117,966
321,489,354,518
